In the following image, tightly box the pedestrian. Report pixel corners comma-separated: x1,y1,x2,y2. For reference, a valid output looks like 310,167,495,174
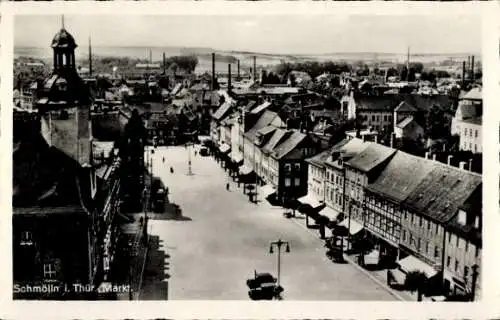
226,182,230,191
170,166,174,174
162,157,165,163
194,150,197,157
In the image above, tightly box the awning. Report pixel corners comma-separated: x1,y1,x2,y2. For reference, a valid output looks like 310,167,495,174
229,152,244,164
297,194,323,209
219,143,231,154
364,250,380,265
338,219,364,235
397,255,438,279
239,165,254,176
320,206,342,222
260,184,276,198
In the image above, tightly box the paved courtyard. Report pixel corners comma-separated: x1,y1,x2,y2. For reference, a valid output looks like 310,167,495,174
140,145,396,300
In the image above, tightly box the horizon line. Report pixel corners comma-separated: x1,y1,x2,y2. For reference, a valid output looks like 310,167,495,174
14,45,481,58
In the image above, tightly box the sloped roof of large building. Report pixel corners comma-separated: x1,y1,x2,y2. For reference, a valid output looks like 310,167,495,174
261,128,289,155
346,143,396,173
354,96,398,112
13,132,92,211
396,116,415,129
250,101,272,115
462,116,482,126
402,164,482,224
306,147,334,167
325,138,369,166
366,151,436,203
394,101,418,113
244,110,281,142
271,130,307,160
212,101,233,121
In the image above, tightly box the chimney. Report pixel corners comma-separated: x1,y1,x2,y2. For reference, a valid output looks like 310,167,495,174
211,53,216,91
88,36,92,77
471,56,475,81
253,56,257,81
459,161,466,170
432,154,437,161
390,133,395,148
163,52,166,74
237,60,241,80
425,151,429,159
462,60,466,87
228,64,232,93
468,158,473,171
447,155,453,166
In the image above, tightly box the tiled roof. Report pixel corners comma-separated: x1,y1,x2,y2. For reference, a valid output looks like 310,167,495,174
271,130,307,160
366,151,436,203
346,143,395,173
261,128,289,155
402,165,482,224
250,101,272,115
306,148,333,167
244,110,280,142
324,138,368,167
396,116,415,129
212,101,232,121
394,101,418,113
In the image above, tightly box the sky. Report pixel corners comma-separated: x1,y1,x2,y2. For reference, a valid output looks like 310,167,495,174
15,15,481,55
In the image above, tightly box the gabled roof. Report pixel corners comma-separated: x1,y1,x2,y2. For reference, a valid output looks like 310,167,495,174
212,101,232,121
262,128,289,155
402,164,482,224
366,151,436,203
271,130,307,160
324,138,368,167
250,101,272,115
456,102,479,119
346,143,396,173
306,148,333,168
244,110,280,142
396,116,415,129
354,96,399,112
446,188,482,246
394,101,417,113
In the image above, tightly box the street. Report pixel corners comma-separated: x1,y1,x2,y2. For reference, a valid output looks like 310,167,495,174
141,145,396,300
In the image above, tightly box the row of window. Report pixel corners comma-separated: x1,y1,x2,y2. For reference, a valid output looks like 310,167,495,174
403,230,441,259
285,177,301,187
461,141,480,153
285,163,301,172
360,114,392,123
463,127,479,138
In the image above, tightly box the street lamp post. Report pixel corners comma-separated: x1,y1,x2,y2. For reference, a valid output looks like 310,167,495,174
269,239,290,287
187,141,193,175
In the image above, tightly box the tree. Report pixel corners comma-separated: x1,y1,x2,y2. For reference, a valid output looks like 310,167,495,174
404,270,427,300
426,104,450,140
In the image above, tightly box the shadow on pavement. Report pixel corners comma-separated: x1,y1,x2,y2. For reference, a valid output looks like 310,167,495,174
149,203,192,221
139,235,170,300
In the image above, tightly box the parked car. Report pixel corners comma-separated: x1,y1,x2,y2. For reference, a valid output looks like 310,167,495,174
246,271,283,300
153,188,166,213
246,271,276,289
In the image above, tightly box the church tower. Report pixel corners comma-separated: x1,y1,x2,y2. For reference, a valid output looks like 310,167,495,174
38,19,93,169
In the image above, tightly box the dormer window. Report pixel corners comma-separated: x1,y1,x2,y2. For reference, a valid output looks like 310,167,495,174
457,209,467,226
338,159,343,166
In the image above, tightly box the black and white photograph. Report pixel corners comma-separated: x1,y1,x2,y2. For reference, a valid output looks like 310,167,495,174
11,13,483,303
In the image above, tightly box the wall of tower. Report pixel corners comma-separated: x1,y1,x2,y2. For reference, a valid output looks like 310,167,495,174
40,105,92,166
